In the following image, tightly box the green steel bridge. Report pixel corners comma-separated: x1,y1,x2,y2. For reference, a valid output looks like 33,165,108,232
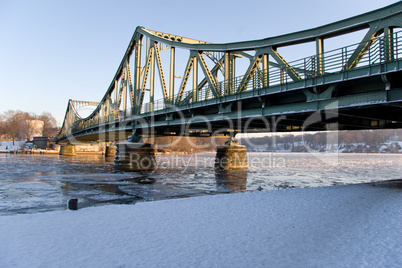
56,2,402,144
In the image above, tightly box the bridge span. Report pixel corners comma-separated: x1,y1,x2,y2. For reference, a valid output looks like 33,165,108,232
55,3,402,170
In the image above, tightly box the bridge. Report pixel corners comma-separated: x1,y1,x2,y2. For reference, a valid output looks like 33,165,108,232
56,3,402,169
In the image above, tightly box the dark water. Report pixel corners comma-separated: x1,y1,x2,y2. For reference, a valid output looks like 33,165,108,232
0,152,401,215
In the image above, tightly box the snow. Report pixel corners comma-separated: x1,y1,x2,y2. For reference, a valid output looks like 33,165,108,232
0,141,25,151
1,181,401,267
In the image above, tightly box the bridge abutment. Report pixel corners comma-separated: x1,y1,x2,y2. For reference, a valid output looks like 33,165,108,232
114,142,156,171
215,138,248,170
59,144,77,156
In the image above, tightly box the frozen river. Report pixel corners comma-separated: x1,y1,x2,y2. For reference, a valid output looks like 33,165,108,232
0,152,401,215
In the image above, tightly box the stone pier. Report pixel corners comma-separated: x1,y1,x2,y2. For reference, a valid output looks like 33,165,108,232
114,142,156,171
215,138,248,170
105,145,117,157
59,144,77,156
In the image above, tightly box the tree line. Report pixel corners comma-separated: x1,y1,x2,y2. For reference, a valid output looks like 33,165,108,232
0,110,59,140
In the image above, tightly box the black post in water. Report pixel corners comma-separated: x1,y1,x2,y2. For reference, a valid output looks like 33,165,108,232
68,198,78,210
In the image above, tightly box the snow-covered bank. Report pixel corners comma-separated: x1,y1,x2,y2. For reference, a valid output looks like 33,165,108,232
0,141,25,151
1,181,401,267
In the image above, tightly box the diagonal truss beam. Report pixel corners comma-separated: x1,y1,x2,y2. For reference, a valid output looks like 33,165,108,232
237,53,263,93
176,56,194,104
154,43,169,101
343,26,382,71
138,45,154,111
196,52,221,98
133,36,142,114
236,47,303,93
204,55,225,99
178,54,225,105
116,66,126,110
269,48,302,82
126,58,135,110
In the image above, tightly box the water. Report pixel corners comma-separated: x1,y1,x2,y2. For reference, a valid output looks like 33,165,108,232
0,152,401,216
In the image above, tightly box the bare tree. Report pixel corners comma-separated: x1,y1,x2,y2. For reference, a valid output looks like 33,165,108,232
1,110,60,141
3,110,23,141
19,112,40,141
0,114,5,139
38,112,58,137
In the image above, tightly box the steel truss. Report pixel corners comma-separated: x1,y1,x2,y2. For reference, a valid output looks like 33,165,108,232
57,2,402,141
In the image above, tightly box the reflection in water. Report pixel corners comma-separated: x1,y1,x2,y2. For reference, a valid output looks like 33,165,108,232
215,170,247,192
105,156,116,163
0,152,401,215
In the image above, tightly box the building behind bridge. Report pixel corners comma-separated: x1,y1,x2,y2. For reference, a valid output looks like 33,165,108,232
18,119,44,141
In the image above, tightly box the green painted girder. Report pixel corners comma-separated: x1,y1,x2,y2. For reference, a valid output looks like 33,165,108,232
138,90,393,132
136,2,402,52
153,44,169,101
57,85,402,142
175,57,194,104
343,28,383,71
196,52,221,98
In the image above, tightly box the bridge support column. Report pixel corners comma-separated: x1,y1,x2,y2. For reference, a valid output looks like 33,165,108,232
105,145,117,157
215,138,248,170
59,144,76,156
114,142,156,171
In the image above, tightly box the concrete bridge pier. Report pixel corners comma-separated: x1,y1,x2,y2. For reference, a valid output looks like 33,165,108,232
105,145,117,157
59,144,76,156
114,142,156,171
215,137,248,170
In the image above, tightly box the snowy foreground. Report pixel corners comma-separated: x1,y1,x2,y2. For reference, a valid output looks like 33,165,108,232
1,182,401,267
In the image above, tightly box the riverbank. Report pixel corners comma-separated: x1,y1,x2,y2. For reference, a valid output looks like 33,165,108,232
0,141,105,155
1,181,400,267
0,150,105,155
0,149,60,154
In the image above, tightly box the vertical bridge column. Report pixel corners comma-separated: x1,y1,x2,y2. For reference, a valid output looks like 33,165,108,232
316,37,324,76
215,137,248,170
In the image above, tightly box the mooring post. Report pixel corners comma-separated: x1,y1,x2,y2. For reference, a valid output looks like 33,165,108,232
67,198,78,210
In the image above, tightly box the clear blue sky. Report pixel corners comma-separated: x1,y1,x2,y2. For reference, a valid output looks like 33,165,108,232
0,0,399,125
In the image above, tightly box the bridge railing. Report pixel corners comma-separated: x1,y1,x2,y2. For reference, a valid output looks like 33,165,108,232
180,30,402,103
